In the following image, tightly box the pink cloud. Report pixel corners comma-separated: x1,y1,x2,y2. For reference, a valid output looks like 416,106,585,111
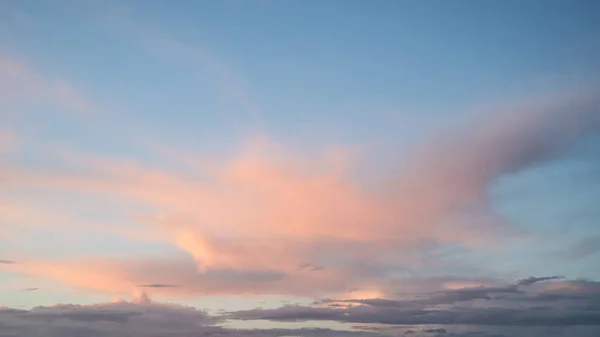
3,91,599,297
5,257,359,297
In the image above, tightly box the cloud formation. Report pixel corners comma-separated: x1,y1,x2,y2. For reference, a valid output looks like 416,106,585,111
3,91,600,298
517,276,564,286
423,329,447,334
3,256,352,297
228,278,600,328
9,297,598,337
0,298,379,337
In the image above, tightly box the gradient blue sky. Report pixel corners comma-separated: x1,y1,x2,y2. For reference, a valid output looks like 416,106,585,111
1,1,600,337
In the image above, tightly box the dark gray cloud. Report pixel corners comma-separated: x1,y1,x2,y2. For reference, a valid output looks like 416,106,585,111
0,307,27,314
228,279,600,328
0,260,15,264
423,286,521,304
424,328,447,333
299,262,324,271
0,300,380,337
20,288,39,292
316,285,522,309
138,284,179,288
229,303,600,326
517,276,564,286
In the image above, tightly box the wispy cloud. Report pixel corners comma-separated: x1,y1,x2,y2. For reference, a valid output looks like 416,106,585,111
5,256,350,297
517,276,564,286
560,236,600,260
0,56,94,117
95,5,263,131
20,287,39,292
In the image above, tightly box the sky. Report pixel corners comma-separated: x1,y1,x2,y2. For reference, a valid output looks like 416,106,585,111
1,0,600,336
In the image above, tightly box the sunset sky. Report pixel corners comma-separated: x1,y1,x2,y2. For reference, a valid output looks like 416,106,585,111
1,1,600,336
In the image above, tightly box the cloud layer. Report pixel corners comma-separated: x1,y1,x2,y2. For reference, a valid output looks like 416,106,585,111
228,278,600,331
0,297,380,337
2,278,599,337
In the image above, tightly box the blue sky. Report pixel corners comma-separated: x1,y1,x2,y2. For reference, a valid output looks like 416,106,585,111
1,1,600,337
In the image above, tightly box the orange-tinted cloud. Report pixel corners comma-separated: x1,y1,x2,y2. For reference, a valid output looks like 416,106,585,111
3,91,599,296
5,257,360,298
